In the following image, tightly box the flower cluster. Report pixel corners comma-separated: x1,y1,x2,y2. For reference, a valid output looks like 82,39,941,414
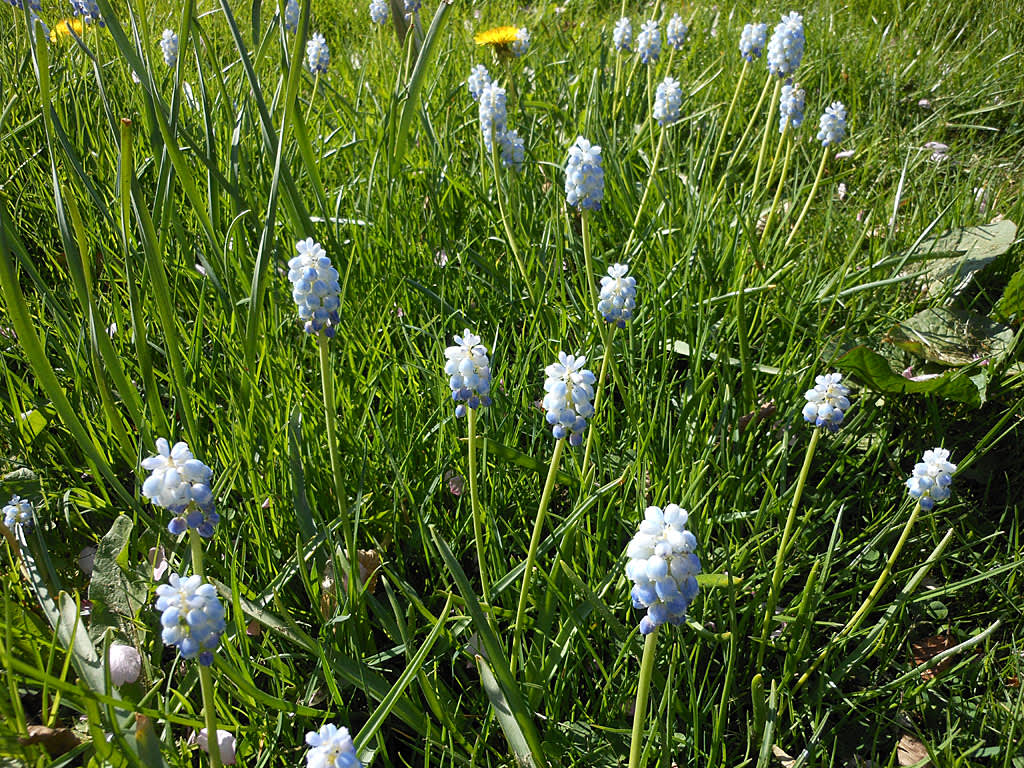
284,0,299,32
511,27,530,57
613,17,632,51
478,81,507,150
160,29,178,68
403,0,420,14
778,82,805,132
626,504,701,634
906,448,956,510
444,330,493,417
542,352,596,446
3,495,33,530
141,438,218,537
564,136,604,211
766,12,804,77
739,22,767,61
288,238,341,337
305,724,361,768
801,372,851,432
598,263,637,327
816,101,847,146
369,0,387,25
653,76,682,126
467,64,490,101
6,0,42,11
306,32,330,74
636,19,660,64
70,0,102,25
666,13,687,49
499,129,525,170
155,573,226,666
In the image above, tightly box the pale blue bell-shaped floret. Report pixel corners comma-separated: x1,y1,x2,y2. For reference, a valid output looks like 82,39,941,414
801,372,851,432
141,438,219,537
739,22,767,61
499,129,525,170
283,0,299,32
155,573,226,666
598,263,637,327
511,27,530,57
636,19,660,64
6,0,43,11
160,29,178,68
3,495,34,529
467,64,491,101
542,352,596,446
653,76,682,126
564,136,604,211
288,238,341,337
443,329,493,417
478,82,507,150
816,101,847,146
626,504,701,634
403,0,420,14
613,17,632,51
369,0,388,24
666,13,687,49
906,448,956,511
70,0,103,25
305,723,362,768
306,32,330,74
778,82,805,133
766,12,804,77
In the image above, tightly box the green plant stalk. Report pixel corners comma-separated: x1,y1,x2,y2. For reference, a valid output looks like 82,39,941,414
715,75,773,196
759,130,794,246
707,59,749,180
784,147,830,248
318,335,354,598
735,273,755,414
756,427,821,668
467,407,490,610
622,126,667,261
189,532,222,768
580,324,614,488
490,137,535,304
582,212,601,326
627,627,660,768
752,79,783,194
510,438,566,674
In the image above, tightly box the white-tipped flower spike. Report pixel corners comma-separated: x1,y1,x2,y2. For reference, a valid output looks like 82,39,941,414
305,724,361,768
288,238,341,337
141,439,219,537
653,76,682,126
368,0,388,25
801,372,851,432
70,0,102,25
283,0,299,32
467,64,491,101
739,22,767,61
197,730,238,765
564,136,604,211
3,495,33,530
626,504,701,635
499,129,525,170
906,448,956,511
478,81,507,151
636,19,660,64
160,29,178,68
444,329,493,418
598,263,637,327
155,573,226,666
766,12,804,77
816,102,847,146
666,13,687,49
403,0,420,14
613,17,632,51
542,352,596,447
511,27,530,57
306,32,330,74
778,82,805,133
108,644,142,686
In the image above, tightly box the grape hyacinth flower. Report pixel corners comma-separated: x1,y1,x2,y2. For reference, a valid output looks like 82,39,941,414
288,238,341,337
5,0,42,10
816,101,847,146
511,27,530,57
444,329,492,417
778,82,805,132
636,19,660,64
478,81,507,150
3,495,33,530
666,13,687,49
499,129,525,170
801,372,851,432
766,12,804,77
598,263,637,327
564,136,604,211
306,32,330,74
305,723,361,768
369,0,387,25
467,64,490,101
284,0,299,32
70,0,102,25
141,439,219,537
626,504,701,634
542,352,596,446
613,17,632,51
906,448,956,511
653,76,682,126
108,644,142,686
739,22,767,61
403,0,420,14
160,29,178,68
155,573,226,666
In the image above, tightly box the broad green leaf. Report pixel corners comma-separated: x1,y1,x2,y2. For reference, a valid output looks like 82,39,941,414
837,346,981,407
908,219,1017,298
476,655,539,768
89,516,148,638
891,308,1013,366
995,260,1024,321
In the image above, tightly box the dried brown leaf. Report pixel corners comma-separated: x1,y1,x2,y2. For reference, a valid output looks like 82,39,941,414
897,734,931,767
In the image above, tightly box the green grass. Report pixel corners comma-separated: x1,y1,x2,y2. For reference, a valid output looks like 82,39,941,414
1,0,1023,765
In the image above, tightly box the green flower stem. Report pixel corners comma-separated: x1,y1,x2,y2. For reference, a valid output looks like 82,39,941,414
467,408,490,611
784,147,830,248
510,438,566,675
305,72,320,123
622,126,667,262
734,272,755,413
580,324,614,489
715,75,773,197
759,130,794,246
627,627,660,768
707,59,749,180
582,212,601,326
756,427,821,669
490,136,536,305
752,79,783,194
189,532,221,768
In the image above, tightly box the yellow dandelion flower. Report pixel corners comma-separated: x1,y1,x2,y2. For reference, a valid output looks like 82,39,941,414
50,17,86,42
474,25,520,46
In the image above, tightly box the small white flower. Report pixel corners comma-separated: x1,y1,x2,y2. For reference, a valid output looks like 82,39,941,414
196,729,237,765
801,372,851,432
108,644,142,686
906,448,956,511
